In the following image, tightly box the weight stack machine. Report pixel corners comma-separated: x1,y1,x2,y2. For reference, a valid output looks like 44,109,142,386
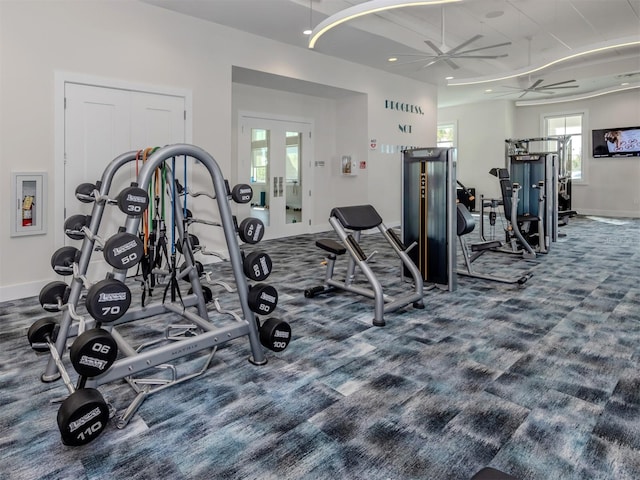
402,147,457,291
506,137,572,243
505,140,558,247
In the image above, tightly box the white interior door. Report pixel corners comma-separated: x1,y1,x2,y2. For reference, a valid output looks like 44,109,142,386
238,114,312,239
64,83,185,282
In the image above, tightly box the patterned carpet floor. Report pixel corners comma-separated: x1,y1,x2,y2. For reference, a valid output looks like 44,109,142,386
1,214,639,480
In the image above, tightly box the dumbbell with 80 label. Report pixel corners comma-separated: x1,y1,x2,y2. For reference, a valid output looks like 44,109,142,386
248,283,278,315
27,318,110,446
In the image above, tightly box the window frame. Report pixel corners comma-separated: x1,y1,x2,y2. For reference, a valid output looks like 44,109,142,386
250,129,269,185
541,110,588,185
437,121,457,148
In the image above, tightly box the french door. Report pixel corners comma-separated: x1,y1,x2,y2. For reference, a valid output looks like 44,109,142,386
238,114,312,239
64,82,186,281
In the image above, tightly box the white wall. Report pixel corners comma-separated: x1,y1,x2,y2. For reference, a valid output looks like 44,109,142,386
439,90,640,219
0,0,437,300
514,90,640,218
230,83,369,232
438,100,516,202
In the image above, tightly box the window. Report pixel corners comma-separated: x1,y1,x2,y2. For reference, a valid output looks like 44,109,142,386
437,123,456,147
251,128,269,184
544,113,584,181
285,131,302,184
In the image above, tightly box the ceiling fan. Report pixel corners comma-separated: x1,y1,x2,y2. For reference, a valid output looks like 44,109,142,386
392,8,511,70
493,79,579,98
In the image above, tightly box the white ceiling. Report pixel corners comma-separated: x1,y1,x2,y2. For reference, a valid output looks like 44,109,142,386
142,0,640,107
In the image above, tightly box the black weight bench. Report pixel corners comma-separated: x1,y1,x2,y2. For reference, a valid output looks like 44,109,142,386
315,238,346,256
305,204,425,326
457,203,532,285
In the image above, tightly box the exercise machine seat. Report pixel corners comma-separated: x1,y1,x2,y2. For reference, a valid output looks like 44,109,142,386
457,203,501,251
457,202,476,236
315,239,346,255
330,205,382,231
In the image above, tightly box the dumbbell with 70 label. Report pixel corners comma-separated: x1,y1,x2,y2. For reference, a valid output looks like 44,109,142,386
48,243,132,323
27,318,117,446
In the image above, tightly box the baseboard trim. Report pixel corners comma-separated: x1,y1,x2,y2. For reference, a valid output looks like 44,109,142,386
0,279,51,303
577,209,639,219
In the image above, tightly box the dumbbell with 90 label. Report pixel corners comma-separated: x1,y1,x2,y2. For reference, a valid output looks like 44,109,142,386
27,318,110,446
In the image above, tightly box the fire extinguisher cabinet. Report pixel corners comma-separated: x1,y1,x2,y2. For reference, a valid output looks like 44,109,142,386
11,172,47,237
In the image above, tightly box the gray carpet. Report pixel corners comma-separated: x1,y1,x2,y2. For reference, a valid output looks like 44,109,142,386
1,214,639,480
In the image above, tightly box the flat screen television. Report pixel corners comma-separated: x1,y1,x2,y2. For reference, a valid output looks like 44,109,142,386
592,126,640,157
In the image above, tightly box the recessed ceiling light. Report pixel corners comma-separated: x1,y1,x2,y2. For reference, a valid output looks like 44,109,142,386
621,82,630,86
445,76,454,80
485,89,493,93
388,57,398,62
303,29,312,35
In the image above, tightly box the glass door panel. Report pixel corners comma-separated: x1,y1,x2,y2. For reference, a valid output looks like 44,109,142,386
285,131,302,225
250,128,270,226
238,114,311,239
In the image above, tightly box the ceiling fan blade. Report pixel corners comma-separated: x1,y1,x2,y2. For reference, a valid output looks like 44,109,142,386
391,53,439,58
420,59,440,69
424,40,445,55
538,85,579,90
540,79,577,88
447,34,483,55
500,85,526,90
528,79,545,90
519,91,530,98
454,41,512,55
450,54,509,59
395,57,441,66
444,58,460,70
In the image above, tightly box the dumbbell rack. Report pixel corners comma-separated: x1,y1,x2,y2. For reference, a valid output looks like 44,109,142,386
34,143,289,446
